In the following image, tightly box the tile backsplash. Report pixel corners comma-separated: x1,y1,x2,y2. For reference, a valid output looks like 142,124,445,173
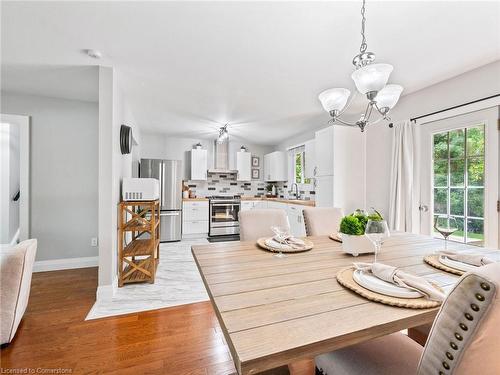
186,174,315,200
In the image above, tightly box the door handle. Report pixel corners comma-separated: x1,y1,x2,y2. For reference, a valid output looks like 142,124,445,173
419,205,429,212
161,212,180,216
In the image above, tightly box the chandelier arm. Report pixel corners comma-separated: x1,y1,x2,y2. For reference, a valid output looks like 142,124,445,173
332,117,358,127
336,91,358,118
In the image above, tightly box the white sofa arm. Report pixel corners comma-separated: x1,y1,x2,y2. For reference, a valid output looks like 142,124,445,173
0,239,37,345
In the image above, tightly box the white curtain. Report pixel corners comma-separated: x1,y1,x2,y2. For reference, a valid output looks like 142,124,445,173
389,120,416,232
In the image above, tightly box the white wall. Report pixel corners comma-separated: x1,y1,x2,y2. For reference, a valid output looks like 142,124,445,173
97,66,141,297
1,92,99,261
366,60,500,218
140,133,274,180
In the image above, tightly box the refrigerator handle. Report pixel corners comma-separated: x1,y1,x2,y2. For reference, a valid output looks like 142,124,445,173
160,212,180,216
159,161,164,207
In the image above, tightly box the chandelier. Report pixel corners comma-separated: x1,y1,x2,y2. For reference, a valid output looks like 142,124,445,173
318,0,403,132
217,124,229,144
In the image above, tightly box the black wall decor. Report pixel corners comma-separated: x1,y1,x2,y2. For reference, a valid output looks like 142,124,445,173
120,124,133,154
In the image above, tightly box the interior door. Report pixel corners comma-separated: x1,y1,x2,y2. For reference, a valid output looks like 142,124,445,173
420,107,498,248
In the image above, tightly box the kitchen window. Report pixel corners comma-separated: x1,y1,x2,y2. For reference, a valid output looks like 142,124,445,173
294,151,311,184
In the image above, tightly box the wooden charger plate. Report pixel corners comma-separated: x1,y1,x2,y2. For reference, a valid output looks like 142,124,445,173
424,254,464,276
336,266,443,309
329,233,342,243
256,237,314,253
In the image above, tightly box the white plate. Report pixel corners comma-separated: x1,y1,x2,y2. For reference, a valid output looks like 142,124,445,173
352,270,423,299
439,255,479,272
264,238,291,250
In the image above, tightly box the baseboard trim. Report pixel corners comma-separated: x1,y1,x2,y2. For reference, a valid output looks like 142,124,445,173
96,276,118,301
33,256,99,272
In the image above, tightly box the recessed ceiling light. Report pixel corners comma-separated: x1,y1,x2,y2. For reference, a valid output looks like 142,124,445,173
84,49,102,59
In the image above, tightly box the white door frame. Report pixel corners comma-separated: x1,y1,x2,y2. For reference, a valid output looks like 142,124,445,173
0,114,30,242
419,106,498,248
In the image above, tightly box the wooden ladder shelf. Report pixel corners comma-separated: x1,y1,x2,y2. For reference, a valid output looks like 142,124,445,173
118,200,160,286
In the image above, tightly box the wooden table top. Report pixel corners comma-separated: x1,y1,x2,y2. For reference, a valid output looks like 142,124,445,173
191,233,497,375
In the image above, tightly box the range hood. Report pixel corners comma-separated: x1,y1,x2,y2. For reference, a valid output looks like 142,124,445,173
207,139,238,174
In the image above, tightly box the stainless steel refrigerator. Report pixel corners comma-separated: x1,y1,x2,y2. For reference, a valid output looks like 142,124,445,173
140,159,182,242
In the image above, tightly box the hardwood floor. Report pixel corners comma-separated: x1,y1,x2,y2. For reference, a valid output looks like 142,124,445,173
0,267,289,374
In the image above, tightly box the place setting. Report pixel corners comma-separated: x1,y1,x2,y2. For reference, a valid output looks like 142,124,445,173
256,226,314,257
424,215,498,275
337,217,445,309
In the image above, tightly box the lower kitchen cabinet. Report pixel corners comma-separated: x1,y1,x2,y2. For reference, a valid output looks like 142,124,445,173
182,201,209,238
287,204,307,237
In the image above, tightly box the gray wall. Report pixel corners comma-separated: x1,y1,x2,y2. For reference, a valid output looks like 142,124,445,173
1,92,99,261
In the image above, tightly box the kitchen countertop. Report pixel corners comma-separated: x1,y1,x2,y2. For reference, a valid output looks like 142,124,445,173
182,197,315,207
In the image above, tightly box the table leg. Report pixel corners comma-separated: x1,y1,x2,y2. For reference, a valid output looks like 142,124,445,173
288,359,315,375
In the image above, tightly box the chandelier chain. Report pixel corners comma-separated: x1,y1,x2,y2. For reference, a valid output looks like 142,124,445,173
360,0,367,53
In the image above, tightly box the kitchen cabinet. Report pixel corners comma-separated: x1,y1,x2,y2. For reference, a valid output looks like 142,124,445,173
315,127,334,176
263,151,287,182
304,139,316,179
190,149,208,180
241,200,269,211
313,126,365,213
182,201,209,238
236,151,251,181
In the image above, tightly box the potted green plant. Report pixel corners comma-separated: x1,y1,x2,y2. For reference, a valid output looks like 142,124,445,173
339,209,383,256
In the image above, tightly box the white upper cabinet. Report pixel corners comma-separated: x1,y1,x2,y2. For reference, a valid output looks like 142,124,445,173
263,151,287,182
236,151,251,181
190,149,207,180
315,127,334,176
304,139,316,179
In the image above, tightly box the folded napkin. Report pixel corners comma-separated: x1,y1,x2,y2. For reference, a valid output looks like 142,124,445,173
265,236,306,250
439,250,494,267
354,262,445,302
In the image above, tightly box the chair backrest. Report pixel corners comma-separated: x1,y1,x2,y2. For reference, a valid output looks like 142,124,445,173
239,209,290,241
302,207,344,236
417,262,500,375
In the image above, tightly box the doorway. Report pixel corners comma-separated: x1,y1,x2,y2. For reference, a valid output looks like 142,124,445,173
419,107,499,248
0,114,30,246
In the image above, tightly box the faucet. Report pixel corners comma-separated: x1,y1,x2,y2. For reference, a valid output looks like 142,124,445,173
291,183,299,200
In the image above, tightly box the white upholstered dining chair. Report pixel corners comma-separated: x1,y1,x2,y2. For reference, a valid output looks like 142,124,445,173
1,239,37,345
239,209,290,241
302,207,344,236
315,262,500,375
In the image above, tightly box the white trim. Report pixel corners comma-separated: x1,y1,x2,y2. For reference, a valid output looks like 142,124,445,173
286,139,312,151
96,276,118,301
33,256,98,272
414,96,500,126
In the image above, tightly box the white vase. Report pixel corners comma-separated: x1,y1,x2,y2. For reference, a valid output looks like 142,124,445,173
340,234,375,257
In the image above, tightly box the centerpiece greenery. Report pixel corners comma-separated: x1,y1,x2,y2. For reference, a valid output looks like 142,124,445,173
338,209,384,256
339,209,383,235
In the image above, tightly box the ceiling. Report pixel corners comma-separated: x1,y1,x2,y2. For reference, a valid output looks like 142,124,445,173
2,1,499,145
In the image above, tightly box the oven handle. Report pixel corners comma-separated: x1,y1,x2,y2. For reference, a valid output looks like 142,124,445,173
211,203,241,207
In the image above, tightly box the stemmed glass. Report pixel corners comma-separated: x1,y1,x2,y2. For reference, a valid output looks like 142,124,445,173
271,226,288,258
434,215,458,251
365,219,390,263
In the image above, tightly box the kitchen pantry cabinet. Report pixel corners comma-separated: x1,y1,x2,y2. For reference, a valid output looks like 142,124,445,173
182,201,209,238
190,149,208,180
263,151,287,182
236,151,251,181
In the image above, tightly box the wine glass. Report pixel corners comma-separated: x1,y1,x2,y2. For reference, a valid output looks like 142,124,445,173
271,226,288,258
365,219,390,263
434,215,458,251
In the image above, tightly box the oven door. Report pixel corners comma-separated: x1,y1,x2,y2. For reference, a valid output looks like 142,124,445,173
209,202,240,235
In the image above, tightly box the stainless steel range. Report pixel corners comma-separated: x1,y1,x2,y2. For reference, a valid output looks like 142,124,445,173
209,195,241,237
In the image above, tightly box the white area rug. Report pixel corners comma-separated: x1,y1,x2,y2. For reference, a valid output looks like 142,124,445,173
86,238,209,320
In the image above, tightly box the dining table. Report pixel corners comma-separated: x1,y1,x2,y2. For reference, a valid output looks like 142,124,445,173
191,233,498,375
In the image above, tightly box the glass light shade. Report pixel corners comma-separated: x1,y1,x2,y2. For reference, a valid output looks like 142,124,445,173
375,84,403,110
318,88,351,113
351,63,393,94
